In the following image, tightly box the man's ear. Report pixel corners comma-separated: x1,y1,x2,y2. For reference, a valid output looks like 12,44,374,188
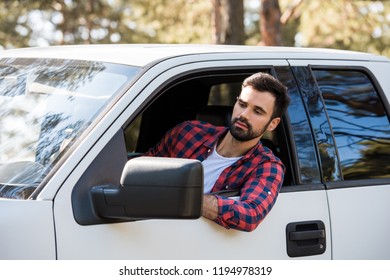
266,117,281,132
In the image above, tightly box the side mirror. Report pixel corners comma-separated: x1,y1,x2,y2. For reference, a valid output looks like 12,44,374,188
90,157,203,221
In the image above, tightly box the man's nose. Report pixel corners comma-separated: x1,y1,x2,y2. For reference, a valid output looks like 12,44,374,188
239,108,250,120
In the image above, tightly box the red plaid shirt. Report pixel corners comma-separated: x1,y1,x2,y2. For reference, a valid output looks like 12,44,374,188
144,120,285,232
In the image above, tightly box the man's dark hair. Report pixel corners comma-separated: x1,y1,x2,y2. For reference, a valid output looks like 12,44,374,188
242,72,290,119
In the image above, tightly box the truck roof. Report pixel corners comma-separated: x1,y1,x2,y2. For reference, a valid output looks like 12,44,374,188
1,44,388,67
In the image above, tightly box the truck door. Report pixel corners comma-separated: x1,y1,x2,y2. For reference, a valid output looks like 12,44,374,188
53,57,331,259
289,59,390,259
310,63,390,259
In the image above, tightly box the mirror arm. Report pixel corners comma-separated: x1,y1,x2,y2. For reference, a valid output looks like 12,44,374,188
90,185,135,220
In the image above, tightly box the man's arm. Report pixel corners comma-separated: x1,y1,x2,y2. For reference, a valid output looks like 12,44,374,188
202,195,218,220
207,160,284,232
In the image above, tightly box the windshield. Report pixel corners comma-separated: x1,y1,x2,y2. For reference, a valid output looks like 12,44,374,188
0,58,140,199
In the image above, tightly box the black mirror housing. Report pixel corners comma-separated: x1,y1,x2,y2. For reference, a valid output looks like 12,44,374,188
91,157,203,221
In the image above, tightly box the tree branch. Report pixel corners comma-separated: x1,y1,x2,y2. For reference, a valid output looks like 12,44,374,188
280,0,303,25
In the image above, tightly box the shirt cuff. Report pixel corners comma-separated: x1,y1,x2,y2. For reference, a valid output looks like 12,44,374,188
214,195,236,229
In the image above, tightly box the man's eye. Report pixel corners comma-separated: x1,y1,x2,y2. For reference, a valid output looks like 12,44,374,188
254,109,265,115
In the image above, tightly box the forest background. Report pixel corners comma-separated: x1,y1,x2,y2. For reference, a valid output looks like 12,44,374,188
0,0,389,57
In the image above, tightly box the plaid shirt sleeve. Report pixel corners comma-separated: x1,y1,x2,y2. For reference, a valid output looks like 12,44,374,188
214,159,285,232
143,121,211,158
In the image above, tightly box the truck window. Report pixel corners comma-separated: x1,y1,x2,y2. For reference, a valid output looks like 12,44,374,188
124,69,294,186
0,58,139,199
313,69,390,181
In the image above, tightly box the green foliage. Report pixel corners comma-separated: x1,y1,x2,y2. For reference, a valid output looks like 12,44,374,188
0,0,213,48
296,0,390,57
124,0,212,44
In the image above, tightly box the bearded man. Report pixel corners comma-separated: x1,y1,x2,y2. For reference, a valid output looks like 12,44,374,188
144,72,290,232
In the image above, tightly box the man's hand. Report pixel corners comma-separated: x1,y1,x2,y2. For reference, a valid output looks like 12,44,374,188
202,195,218,220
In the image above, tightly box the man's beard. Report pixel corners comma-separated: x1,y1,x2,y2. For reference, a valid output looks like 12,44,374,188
229,116,269,142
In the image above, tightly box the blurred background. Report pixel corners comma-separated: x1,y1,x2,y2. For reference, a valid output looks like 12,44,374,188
0,0,389,57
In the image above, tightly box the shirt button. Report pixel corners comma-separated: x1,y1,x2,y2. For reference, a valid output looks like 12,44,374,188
208,149,211,153
225,185,229,189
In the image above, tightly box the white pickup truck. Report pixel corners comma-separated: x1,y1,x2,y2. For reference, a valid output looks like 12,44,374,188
0,44,389,259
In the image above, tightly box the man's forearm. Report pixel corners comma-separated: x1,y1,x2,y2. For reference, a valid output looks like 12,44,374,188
202,194,218,220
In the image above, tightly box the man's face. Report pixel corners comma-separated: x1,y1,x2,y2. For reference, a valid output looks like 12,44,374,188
230,86,280,142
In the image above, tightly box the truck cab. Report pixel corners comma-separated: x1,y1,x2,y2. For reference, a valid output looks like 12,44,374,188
0,45,389,259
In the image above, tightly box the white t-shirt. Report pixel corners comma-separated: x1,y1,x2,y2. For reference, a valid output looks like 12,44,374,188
202,147,242,194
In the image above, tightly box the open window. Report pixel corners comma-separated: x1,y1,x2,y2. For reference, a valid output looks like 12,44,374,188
123,69,293,186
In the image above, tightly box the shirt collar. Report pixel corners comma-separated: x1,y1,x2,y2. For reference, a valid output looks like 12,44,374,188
203,127,228,149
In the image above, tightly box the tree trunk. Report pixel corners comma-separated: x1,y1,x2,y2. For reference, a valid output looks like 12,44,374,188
259,0,282,46
211,0,244,45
